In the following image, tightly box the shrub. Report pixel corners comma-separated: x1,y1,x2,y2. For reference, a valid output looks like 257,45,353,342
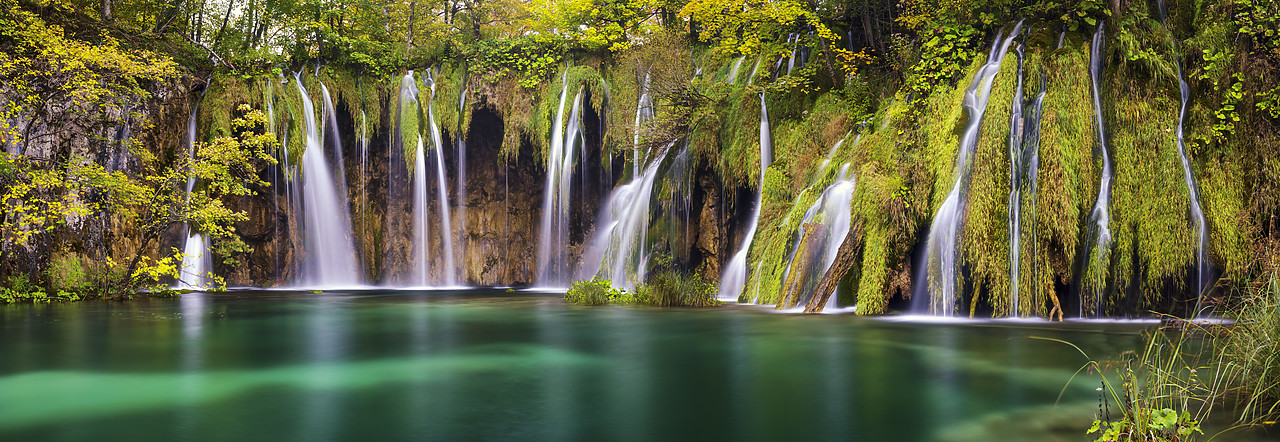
47,251,88,292
565,279,615,306
565,273,721,308
635,271,721,307
0,275,47,304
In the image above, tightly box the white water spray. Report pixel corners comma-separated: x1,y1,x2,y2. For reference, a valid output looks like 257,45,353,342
718,94,775,301
915,22,1022,315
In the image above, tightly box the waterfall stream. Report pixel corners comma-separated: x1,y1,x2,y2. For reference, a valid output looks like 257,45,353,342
293,72,361,288
455,81,469,276
1156,3,1212,308
177,88,211,289
1081,22,1113,316
717,94,775,301
776,163,858,309
578,144,670,288
915,21,1023,315
424,73,458,286
537,74,585,287
1007,33,1048,317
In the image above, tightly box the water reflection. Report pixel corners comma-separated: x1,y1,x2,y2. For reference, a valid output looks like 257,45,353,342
0,290,1156,442
178,292,207,439
303,295,347,441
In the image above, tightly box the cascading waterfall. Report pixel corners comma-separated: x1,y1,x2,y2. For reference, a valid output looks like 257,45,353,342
395,71,431,286
747,58,762,86
717,93,774,301
915,21,1022,315
413,134,431,286
293,72,361,287
359,110,368,239
536,75,585,287
777,164,858,308
1006,33,1048,317
577,143,672,288
1081,22,1113,316
817,133,855,177
727,56,745,84
177,92,211,289
1007,38,1027,315
633,73,653,177
1156,3,1212,307
423,73,458,286
455,80,469,273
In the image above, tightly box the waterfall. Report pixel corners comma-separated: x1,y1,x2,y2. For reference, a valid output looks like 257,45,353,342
1081,22,1113,317
786,34,798,76
422,73,458,286
633,73,653,177
177,89,211,289
1155,7,1212,308
717,94,775,301
359,110,368,242
413,134,431,286
395,71,430,286
915,22,1022,315
1007,33,1048,317
776,164,858,308
536,75,585,287
577,143,672,288
817,133,855,178
747,57,762,86
293,72,361,288
1006,36,1027,316
727,56,745,84
455,82,469,277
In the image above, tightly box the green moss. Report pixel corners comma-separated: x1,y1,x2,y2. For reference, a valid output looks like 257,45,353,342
1106,65,1196,310
199,76,254,140
962,44,1019,317
1028,37,1097,316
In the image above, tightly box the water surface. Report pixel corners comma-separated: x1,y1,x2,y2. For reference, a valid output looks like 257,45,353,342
0,289,1147,441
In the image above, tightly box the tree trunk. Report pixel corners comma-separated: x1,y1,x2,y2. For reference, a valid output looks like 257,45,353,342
212,0,235,49
101,0,112,22
804,218,864,313
405,1,416,59
153,0,187,34
818,37,841,89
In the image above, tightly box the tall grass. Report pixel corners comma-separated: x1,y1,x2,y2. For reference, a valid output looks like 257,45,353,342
1051,273,1280,441
563,272,721,308
1219,274,1280,425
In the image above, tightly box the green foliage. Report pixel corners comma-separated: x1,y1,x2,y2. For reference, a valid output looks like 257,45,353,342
469,36,566,89
47,249,88,292
680,0,839,58
1088,407,1203,441
1233,0,1280,60
565,279,620,305
565,272,720,308
0,275,47,304
902,23,982,110
1218,274,1280,424
1256,85,1280,120
1047,326,1217,442
0,0,180,147
635,270,720,307
1190,74,1244,154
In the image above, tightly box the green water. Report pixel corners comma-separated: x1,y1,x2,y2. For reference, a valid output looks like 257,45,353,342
0,289,1147,441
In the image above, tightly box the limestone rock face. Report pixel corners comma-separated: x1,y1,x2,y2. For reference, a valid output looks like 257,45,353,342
3,70,730,291
1,75,196,282
215,83,608,288
694,172,725,278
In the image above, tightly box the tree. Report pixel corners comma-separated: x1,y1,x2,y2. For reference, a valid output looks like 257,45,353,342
680,0,839,58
